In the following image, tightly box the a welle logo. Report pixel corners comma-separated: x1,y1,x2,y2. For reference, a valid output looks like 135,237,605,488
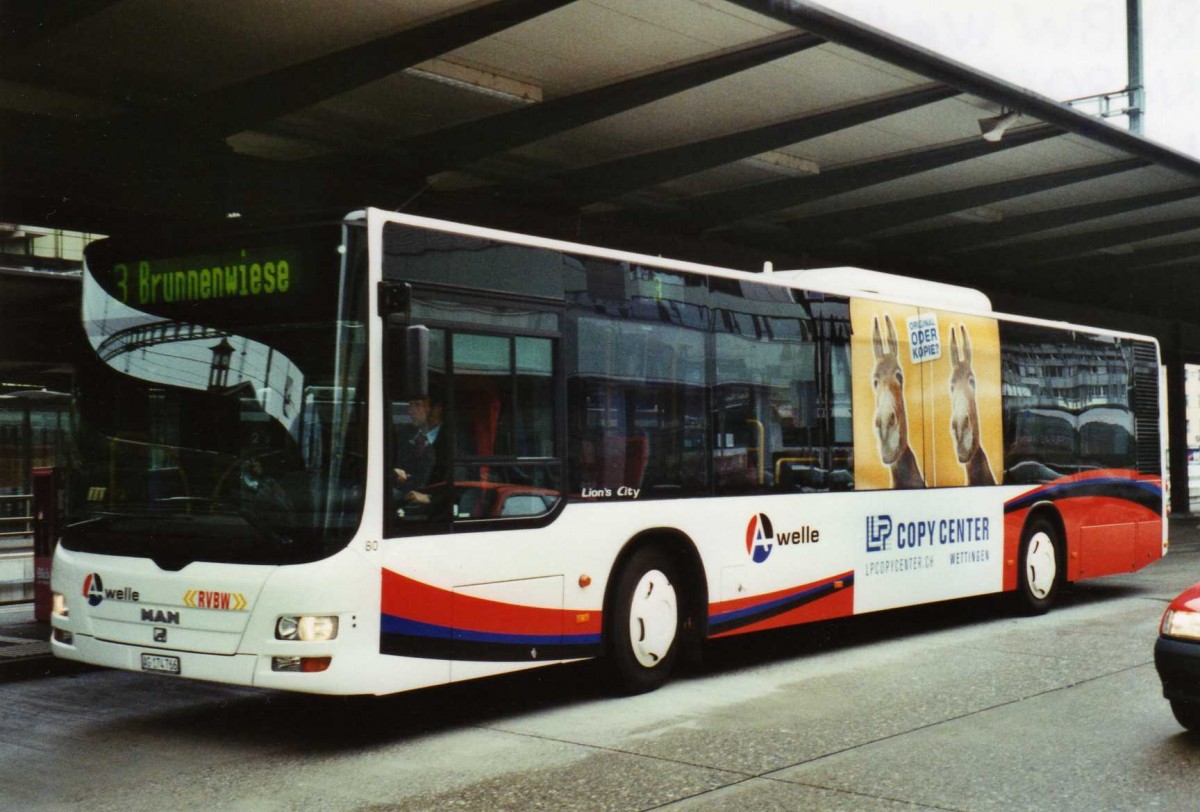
82,573,140,607
745,513,820,564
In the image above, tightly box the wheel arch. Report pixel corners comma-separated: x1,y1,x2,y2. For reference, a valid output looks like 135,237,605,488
603,528,709,651
1022,501,1068,582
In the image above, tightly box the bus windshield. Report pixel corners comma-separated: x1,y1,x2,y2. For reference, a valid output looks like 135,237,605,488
63,222,368,568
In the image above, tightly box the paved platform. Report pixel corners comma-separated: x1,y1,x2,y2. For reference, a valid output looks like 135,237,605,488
0,604,58,682
0,603,96,681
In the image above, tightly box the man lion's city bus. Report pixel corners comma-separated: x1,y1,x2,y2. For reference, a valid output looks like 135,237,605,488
50,209,1166,695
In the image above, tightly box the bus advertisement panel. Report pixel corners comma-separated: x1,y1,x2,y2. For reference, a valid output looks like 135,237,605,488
850,300,1002,491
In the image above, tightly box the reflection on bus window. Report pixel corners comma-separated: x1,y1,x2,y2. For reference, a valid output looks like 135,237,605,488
570,292,709,500
64,225,368,566
712,285,818,493
1000,322,1138,482
566,265,852,499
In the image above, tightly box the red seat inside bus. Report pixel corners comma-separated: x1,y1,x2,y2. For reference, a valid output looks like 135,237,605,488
578,433,648,494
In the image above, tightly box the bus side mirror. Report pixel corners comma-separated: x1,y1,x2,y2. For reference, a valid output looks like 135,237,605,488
387,324,429,401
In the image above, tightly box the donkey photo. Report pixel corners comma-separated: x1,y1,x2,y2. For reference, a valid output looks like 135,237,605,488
871,313,925,489
948,323,996,486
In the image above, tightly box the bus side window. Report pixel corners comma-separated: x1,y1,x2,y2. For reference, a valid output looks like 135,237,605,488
1000,323,1137,483
827,339,854,490
570,313,707,499
450,332,561,521
712,301,821,494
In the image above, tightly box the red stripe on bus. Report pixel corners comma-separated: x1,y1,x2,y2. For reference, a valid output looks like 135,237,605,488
381,569,602,636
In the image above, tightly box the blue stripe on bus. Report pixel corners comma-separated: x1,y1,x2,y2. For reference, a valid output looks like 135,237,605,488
708,573,854,636
710,581,829,625
1004,477,1162,514
380,614,454,640
380,613,601,646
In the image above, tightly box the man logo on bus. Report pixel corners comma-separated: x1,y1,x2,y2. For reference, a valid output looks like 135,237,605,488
83,573,105,606
746,513,774,564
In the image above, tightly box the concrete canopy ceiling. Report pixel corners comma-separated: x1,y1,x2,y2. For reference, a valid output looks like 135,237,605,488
4,0,1200,327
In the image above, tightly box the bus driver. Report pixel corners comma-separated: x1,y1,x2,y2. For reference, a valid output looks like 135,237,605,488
393,396,448,515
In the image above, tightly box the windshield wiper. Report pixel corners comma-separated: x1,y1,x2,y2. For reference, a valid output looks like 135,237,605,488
70,509,163,528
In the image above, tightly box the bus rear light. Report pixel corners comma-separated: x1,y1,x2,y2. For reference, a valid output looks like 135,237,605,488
272,656,332,673
275,615,339,641
51,592,68,618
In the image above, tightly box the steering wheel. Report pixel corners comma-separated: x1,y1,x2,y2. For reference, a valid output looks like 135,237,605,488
211,450,293,512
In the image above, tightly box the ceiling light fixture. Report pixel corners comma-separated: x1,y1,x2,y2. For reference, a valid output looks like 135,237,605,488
978,109,1021,142
405,59,541,104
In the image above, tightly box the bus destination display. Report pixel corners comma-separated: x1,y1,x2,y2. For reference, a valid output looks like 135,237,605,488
110,248,297,307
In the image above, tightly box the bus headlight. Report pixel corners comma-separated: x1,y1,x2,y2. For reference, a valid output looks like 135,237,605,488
275,615,339,641
51,592,68,618
1161,609,1200,641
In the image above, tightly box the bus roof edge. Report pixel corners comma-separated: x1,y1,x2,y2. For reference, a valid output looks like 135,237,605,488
771,267,992,312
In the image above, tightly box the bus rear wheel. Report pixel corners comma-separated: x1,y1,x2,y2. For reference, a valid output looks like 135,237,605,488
608,547,682,694
1017,516,1062,615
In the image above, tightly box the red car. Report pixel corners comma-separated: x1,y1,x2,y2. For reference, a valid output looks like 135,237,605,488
455,481,560,519
1155,582,1200,731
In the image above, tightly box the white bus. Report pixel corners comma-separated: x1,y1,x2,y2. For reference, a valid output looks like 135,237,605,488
50,208,1166,695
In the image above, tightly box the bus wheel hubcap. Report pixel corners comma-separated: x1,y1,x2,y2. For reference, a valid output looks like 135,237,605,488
628,569,678,669
1025,531,1056,599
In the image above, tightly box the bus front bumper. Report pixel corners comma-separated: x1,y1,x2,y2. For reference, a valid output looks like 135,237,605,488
52,632,260,686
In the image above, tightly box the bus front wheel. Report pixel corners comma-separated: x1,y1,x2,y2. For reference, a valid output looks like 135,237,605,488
608,547,682,694
1017,516,1062,615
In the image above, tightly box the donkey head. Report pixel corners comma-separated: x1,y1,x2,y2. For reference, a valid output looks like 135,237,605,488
948,323,981,463
871,314,908,465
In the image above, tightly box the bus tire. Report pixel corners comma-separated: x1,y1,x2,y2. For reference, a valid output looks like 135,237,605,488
608,546,682,694
1016,516,1062,615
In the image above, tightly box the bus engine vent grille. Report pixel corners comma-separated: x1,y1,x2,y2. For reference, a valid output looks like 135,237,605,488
1131,340,1160,476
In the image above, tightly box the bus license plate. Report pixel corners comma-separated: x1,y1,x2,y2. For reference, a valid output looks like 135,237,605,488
141,653,181,675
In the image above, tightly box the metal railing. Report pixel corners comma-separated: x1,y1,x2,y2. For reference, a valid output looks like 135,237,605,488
0,494,32,539
0,494,34,605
